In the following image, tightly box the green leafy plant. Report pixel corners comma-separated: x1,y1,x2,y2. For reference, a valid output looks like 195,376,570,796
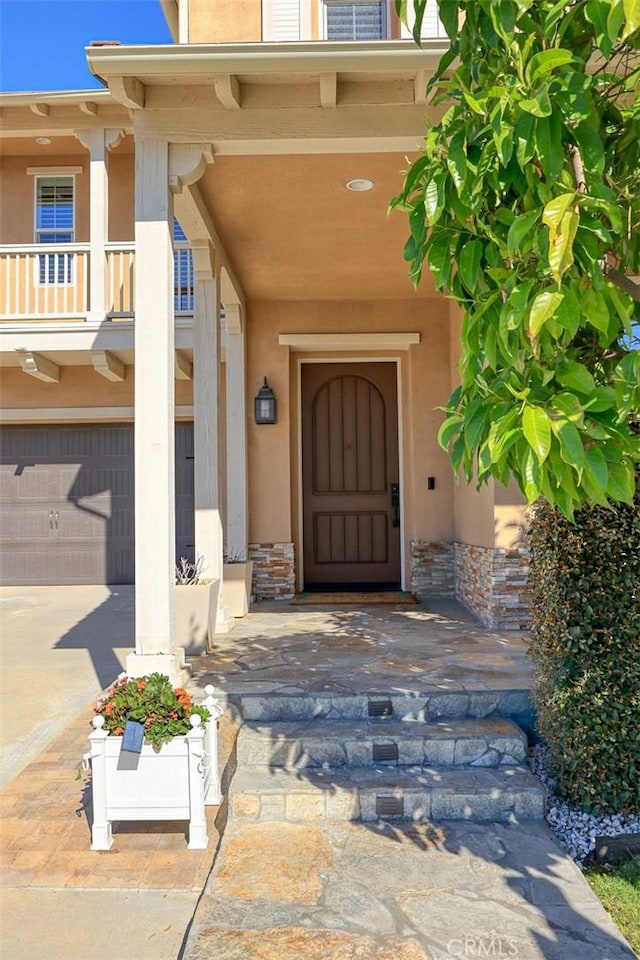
393,0,640,518
527,485,640,814
94,673,211,749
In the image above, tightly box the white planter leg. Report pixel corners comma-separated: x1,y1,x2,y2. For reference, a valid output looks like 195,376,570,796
89,717,113,851
203,685,224,805
186,716,208,849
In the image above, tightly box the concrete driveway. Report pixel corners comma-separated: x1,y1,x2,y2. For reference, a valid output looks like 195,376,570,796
0,585,134,788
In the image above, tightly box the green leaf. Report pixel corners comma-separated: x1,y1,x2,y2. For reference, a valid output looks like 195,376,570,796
552,419,585,471
529,290,564,336
622,0,640,38
438,415,462,449
521,86,552,117
424,177,442,225
606,459,636,503
523,404,552,463
535,112,563,178
525,49,574,84
543,193,577,231
583,447,609,501
572,121,605,176
557,361,596,395
584,386,617,412
522,447,542,501
507,210,540,256
458,238,484,293
548,209,579,283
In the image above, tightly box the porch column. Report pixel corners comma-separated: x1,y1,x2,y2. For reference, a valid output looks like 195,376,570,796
224,303,248,560
126,137,186,682
75,128,123,323
191,245,230,632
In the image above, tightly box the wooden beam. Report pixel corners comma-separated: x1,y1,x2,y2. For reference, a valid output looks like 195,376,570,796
109,76,145,110
15,349,59,383
320,73,337,108
173,183,245,307
214,75,241,110
174,350,192,380
30,103,49,118
414,69,428,104
90,350,126,382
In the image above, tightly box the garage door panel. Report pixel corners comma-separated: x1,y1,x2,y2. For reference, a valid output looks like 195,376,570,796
0,423,194,586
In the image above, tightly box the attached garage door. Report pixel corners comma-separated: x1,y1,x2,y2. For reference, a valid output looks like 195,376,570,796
0,422,195,585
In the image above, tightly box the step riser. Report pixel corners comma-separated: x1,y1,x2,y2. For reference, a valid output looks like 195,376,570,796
236,735,526,769
237,691,533,726
230,786,545,824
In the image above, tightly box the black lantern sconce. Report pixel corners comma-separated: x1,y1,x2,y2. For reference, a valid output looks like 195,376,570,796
254,377,277,424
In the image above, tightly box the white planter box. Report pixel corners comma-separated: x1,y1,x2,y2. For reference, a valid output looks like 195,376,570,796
87,688,222,851
222,562,253,618
175,580,219,654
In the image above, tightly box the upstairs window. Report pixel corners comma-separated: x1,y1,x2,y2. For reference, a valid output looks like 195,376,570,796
35,176,74,244
324,1,386,40
35,176,75,284
173,218,194,314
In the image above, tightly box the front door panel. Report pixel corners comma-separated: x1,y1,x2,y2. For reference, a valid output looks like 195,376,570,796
302,362,401,587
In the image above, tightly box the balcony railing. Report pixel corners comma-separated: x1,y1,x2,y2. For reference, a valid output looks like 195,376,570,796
1,243,195,322
0,244,89,320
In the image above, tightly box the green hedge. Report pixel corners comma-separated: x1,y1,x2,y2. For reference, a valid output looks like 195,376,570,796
528,488,640,814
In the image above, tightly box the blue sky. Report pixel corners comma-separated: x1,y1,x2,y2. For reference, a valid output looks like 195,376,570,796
0,0,172,93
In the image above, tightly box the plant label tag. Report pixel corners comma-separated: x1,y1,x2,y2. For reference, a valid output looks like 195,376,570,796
122,720,145,754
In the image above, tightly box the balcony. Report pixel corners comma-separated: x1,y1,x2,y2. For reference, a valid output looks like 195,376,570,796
0,241,194,323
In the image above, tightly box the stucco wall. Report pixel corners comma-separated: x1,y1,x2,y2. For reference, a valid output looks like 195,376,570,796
188,0,261,42
245,298,455,571
107,152,135,242
0,366,193,412
0,156,89,245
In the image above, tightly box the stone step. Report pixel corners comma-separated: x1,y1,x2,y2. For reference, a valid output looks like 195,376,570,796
236,717,527,769
236,689,533,729
229,764,545,824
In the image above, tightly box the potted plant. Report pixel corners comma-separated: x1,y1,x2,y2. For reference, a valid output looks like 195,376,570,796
222,548,254,618
175,556,220,654
86,673,222,851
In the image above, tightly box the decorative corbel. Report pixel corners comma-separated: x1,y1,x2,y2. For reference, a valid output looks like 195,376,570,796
15,349,59,383
168,143,214,195
90,350,126,382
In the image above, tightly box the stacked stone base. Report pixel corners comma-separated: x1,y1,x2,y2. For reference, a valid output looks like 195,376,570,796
410,539,531,631
248,542,295,600
249,537,531,629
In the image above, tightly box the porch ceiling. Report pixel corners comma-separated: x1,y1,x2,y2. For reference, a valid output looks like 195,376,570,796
198,152,435,301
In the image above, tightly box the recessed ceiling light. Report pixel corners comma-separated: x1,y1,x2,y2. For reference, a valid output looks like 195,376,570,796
35,137,51,145
346,178,375,192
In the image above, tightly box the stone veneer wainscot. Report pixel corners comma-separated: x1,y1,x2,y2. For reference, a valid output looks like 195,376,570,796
248,542,295,600
455,543,531,631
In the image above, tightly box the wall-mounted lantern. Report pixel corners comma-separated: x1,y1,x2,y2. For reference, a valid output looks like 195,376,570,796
254,377,277,424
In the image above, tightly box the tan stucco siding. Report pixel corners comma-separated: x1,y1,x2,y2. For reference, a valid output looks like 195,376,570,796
246,298,455,556
0,366,193,413
0,156,89,245
188,0,262,42
107,153,135,242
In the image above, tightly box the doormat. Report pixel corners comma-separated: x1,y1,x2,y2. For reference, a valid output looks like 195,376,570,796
291,591,418,606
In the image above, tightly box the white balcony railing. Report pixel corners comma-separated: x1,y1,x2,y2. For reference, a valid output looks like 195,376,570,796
1,243,195,322
0,244,89,320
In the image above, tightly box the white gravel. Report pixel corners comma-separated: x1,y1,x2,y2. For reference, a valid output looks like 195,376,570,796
530,744,640,865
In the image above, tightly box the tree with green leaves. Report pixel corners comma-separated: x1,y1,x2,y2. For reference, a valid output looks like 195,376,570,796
393,0,640,520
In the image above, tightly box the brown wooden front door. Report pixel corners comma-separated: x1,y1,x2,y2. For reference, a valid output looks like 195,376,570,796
302,362,401,588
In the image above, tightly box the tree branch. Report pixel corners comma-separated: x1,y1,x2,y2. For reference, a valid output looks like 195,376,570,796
604,265,640,303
